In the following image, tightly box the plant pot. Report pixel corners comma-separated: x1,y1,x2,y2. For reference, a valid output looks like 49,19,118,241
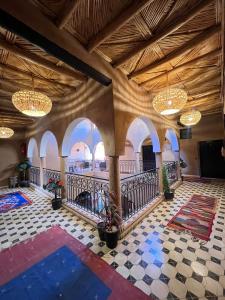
52,198,62,210
19,180,30,187
164,191,174,200
97,222,106,241
105,227,120,249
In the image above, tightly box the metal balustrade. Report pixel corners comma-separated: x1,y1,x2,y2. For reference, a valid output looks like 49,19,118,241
120,169,159,220
140,160,156,172
66,172,109,217
163,161,178,186
119,160,136,174
29,166,40,186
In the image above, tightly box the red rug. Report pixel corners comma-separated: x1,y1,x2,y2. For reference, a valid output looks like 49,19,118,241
167,194,217,241
0,226,150,300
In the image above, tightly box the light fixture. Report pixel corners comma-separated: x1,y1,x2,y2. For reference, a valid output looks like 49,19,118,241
0,127,14,138
12,78,52,117
180,110,201,126
152,72,187,115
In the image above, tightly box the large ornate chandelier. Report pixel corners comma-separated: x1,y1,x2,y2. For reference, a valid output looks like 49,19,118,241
180,110,201,126
152,73,187,115
0,126,14,138
12,90,52,117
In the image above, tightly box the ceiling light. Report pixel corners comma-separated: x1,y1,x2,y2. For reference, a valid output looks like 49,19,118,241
0,127,14,138
180,110,202,126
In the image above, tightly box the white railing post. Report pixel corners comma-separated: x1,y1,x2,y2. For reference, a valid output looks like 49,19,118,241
135,152,141,173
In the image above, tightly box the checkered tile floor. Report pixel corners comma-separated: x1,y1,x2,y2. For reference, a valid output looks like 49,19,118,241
0,181,225,300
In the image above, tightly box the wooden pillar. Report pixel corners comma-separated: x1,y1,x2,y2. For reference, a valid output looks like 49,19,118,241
108,155,122,214
60,156,68,199
155,152,163,194
135,152,141,173
40,157,46,188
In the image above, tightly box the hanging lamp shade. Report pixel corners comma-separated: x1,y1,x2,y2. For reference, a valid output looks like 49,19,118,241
12,90,52,117
180,110,201,126
153,88,187,115
0,127,14,138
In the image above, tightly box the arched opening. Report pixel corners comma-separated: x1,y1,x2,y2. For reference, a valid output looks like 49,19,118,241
62,118,105,175
27,138,40,186
162,128,180,185
27,138,39,167
40,131,60,186
126,117,160,173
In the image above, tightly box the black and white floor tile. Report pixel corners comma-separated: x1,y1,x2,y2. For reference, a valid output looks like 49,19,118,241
0,181,225,300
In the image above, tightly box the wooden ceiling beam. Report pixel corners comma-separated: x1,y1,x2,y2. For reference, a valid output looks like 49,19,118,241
0,38,86,82
0,62,77,91
114,0,215,68
0,3,112,86
138,47,221,86
130,24,220,80
87,0,155,52
56,0,80,29
0,78,62,100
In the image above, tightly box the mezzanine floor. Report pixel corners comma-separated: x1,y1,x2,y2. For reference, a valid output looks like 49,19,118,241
0,181,225,300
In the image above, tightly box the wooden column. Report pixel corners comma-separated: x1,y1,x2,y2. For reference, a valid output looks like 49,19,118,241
40,157,46,188
60,156,68,199
108,156,122,214
155,152,163,194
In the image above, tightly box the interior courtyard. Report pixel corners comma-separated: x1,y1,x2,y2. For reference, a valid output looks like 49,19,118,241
0,0,225,299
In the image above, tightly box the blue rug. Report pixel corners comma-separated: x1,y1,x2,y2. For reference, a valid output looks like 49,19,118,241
0,191,32,213
0,246,111,300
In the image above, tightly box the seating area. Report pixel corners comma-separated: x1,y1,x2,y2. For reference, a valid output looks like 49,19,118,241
0,0,225,299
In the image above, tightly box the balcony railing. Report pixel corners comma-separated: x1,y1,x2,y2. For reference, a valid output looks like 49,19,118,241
119,160,136,174
29,166,40,186
121,169,159,220
163,161,178,186
66,172,109,217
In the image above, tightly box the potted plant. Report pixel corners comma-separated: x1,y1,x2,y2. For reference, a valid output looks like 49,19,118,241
98,192,122,249
43,178,64,210
163,165,174,200
16,159,31,187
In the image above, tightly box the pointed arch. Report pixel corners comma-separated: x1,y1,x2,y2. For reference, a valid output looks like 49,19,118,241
165,128,179,151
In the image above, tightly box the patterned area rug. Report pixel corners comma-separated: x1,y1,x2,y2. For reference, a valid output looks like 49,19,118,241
168,194,217,241
0,226,150,300
0,191,32,213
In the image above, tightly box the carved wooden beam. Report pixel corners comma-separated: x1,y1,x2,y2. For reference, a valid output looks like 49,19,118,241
87,0,155,52
114,0,215,68
56,0,80,29
139,48,221,87
129,25,220,80
0,38,86,82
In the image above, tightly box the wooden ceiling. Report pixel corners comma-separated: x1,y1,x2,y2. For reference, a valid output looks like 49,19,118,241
0,0,223,128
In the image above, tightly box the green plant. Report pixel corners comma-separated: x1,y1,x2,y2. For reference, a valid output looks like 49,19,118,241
100,192,122,232
43,178,64,199
162,165,170,193
180,158,187,169
16,159,31,181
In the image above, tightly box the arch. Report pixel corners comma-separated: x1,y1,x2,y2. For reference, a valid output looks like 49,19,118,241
27,137,39,158
70,142,92,160
94,141,106,161
126,116,161,153
120,139,136,160
40,130,59,157
165,128,179,151
62,118,103,157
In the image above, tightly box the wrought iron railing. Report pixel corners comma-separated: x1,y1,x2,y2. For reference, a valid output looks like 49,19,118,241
66,159,109,173
29,166,40,186
163,161,178,186
119,160,136,174
66,173,109,217
121,169,159,220
43,168,61,197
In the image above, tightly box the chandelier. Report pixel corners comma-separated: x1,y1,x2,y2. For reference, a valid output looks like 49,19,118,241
12,78,52,117
0,127,14,138
180,110,201,126
152,73,187,115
